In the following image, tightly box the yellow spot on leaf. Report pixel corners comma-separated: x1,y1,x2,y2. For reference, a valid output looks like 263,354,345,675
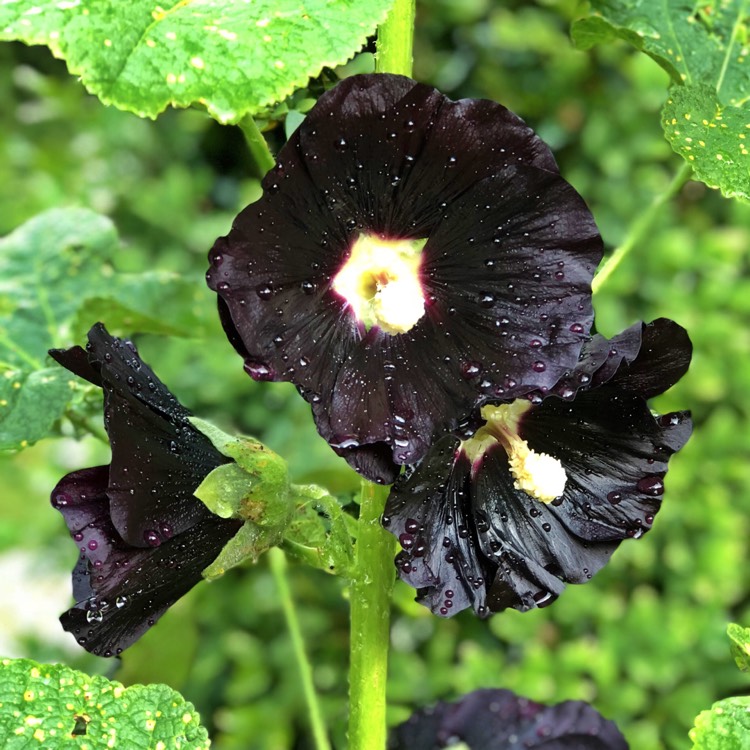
190,56,205,69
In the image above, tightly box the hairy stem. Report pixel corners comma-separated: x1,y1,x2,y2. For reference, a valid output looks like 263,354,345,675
592,162,692,295
375,0,415,77
238,116,275,176
348,481,397,750
269,547,332,750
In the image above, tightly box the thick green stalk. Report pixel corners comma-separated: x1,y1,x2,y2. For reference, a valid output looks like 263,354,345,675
346,5,416,749
238,115,275,176
375,0,415,77
592,162,692,295
348,482,397,750
269,548,332,750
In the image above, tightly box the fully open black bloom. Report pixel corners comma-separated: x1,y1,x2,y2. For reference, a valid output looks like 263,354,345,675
208,73,603,483
49,324,241,656
384,319,692,617
390,688,628,749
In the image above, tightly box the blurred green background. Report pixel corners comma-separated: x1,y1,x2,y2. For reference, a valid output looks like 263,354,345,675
2,1,749,748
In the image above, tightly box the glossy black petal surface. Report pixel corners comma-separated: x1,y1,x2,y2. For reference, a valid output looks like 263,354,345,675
385,319,692,617
50,324,242,655
209,74,602,481
389,689,628,749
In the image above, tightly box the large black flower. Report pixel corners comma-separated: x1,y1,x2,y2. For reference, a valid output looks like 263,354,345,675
384,319,692,617
49,324,241,656
390,688,628,749
208,73,603,483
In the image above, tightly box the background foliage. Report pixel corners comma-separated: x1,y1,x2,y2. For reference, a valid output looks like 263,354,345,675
1,0,750,748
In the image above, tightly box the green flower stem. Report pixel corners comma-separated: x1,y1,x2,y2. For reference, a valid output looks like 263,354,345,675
268,547,332,750
345,7,416,750
238,116,276,176
348,481,397,750
375,0,415,77
592,162,693,295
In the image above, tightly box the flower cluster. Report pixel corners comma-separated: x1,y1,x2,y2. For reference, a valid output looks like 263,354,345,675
50,324,241,656
207,73,692,617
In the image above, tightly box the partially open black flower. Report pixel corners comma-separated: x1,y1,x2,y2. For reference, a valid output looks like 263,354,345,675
390,688,628,749
49,324,241,656
384,319,692,617
208,73,603,483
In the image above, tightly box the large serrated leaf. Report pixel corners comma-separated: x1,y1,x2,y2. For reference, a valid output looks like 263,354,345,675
572,0,750,201
0,657,210,749
0,0,395,123
0,208,209,451
690,697,750,749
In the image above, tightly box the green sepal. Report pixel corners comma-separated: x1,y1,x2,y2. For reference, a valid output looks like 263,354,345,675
190,417,290,525
282,484,357,579
728,623,750,672
0,657,209,749
203,522,283,581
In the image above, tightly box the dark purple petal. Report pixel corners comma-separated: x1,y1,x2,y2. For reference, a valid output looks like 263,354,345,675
609,318,692,398
384,437,488,617
57,323,229,546
209,74,602,480
390,688,629,749
520,389,691,543
52,467,240,657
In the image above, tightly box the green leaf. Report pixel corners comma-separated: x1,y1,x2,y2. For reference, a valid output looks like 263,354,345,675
0,208,208,451
0,0,395,123
662,84,750,201
283,484,356,578
690,697,750,749
0,657,209,749
727,623,750,672
572,0,750,200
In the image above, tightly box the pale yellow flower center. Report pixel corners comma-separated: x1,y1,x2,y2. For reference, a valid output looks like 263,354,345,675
462,401,567,503
332,234,426,335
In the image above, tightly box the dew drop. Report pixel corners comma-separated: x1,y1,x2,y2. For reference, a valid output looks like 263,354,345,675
399,533,414,550
637,476,664,496
607,491,622,505
532,361,546,372
217,281,230,291
301,280,316,294
477,292,495,308
569,323,584,334
256,284,274,300
144,529,161,547
244,361,275,381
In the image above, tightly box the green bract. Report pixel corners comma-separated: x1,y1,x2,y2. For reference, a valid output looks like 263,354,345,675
0,208,207,451
0,0,395,123
573,0,750,201
728,622,750,672
0,657,209,749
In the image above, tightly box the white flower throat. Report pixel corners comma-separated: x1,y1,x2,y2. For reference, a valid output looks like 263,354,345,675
332,234,427,335
462,401,567,503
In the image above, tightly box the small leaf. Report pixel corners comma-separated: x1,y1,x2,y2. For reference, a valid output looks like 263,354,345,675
202,522,277,581
572,0,750,200
727,622,750,672
690,697,750,749
283,484,356,578
0,657,209,749
0,208,208,450
0,0,396,123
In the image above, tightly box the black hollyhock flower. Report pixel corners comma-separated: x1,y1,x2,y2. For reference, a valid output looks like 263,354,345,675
207,73,603,484
49,324,242,657
384,318,692,617
389,688,629,749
